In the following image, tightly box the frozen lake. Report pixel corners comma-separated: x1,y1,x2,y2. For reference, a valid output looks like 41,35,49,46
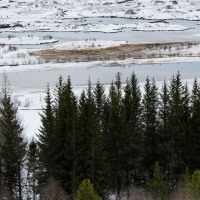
1,61,199,88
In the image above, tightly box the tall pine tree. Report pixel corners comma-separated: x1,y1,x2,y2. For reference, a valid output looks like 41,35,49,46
167,72,190,188
188,79,200,170
158,81,171,177
0,77,26,199
122,72,143,186
26,139,41,200
142,77,159,180
105,73,125,195
38,84,57,181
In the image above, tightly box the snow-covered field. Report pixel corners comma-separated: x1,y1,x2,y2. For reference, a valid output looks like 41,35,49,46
0,36,58,45
53,40,128,50
0,0,199,32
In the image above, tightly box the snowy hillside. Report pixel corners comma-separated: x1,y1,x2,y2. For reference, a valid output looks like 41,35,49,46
0,0,200,32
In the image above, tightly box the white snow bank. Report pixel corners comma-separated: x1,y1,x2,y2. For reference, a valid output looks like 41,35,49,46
0,36,58,45
64,22,190,32
53,40,127,50
0,21,190,33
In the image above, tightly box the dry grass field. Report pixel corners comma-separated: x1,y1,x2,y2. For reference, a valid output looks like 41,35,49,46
29,41,200,63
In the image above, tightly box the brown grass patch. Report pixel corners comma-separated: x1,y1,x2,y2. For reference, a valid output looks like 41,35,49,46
29,41,200,62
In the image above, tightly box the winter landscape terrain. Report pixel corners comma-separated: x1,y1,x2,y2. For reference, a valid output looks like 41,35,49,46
1,0,200,140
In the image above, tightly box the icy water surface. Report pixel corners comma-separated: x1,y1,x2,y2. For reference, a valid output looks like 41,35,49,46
1,62,200,88
1,18,200,49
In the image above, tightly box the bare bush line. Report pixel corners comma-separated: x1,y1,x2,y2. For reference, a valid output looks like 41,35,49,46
29,41,200,63
112,187,195,200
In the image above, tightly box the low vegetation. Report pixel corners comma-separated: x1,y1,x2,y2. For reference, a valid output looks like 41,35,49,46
29,41,200,63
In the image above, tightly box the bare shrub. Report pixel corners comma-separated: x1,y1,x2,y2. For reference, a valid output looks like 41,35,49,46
10,61,19,66
171,1,178,5
169,189,191,200
16,52,26,58
23,98,30,107
13,96,21,107
42,34,53,40
40,177,69,200
0,184,14,200
117,185,148,200
8,45,17,52
7,34,16,40
0,43,5,48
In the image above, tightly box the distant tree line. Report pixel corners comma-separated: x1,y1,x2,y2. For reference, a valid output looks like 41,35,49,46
1,72,200,199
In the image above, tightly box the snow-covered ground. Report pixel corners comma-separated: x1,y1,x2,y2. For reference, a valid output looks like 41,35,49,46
37,22,189,33
53,39,128,50
0,0,199,32
0,36,58,45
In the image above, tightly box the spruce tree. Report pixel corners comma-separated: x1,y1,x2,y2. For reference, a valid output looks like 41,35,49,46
167,72,190,187
26,139,41,200
39,77,78,194
76,80,103,193
158,81,171,177
189,79,200,170
38,84,57,181
61,77,78,194
122,72,143,186
94,80,106,125
142,77,159,179
147,162,168,200
0,78,26,199
105,73,125,195
187,169,200,200
93,80,109,196
75,179,102,200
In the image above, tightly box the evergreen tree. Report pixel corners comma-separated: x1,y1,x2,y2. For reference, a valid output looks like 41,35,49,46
186,169,200,200
76,80,104,195
38,84,57,181
61,77,78,194
53,75,67,182
94,80,106,126
158,81,171,177
189,79,200,170
122,72,143,186
75,179,102,200
0,78,26,199
93,81,109,196
147,162,168,200
39,77,79,194
167,72,190,187
26,139,41,200
142,77,159,179
180,167,191,194
105,73,125,195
